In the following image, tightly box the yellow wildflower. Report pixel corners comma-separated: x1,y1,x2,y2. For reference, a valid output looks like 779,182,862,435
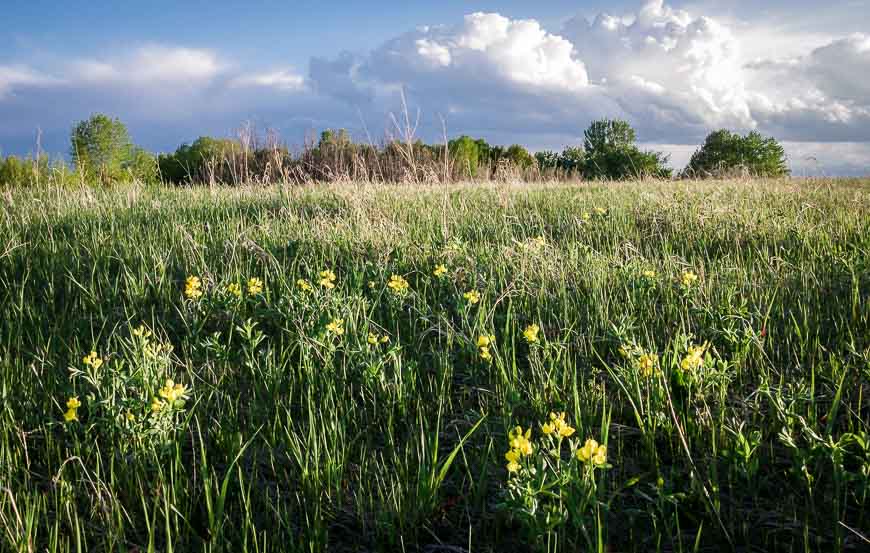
227,283,242,298
505,450,520,463
326,318,344,336
247,277,263,296
433,264,448,278
643,269,657,279
681,342,708,372
592,444,608,466
185,276,203,299
523,324,540,344
380,335,390,344
681,271,699,287
479,347,492,362
158,379,190,403
63,396,81,422
132,325,152,338
367,333,379,346
82,351,103,369
576,438,599,462
506,460,521,473
297,279,313,292
463,290,480,305
550,412,576,438
387,274,410,295
542,422,555,435
638,353,659,378
319,270,337,289
150,398,165,413
508,427,534,456
594,207,608,216
477,335,495,348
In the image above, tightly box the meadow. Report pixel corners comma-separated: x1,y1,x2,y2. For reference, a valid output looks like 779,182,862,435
0,178,868,552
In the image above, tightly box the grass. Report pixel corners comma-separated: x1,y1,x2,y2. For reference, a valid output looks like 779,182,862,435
0,178,869,552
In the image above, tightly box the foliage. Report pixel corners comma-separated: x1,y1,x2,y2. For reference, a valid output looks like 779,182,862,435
582,119,672,179
684,129,790,178
1,180,868,551
70,113,159,185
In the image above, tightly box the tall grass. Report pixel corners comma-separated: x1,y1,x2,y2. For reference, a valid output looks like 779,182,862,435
0,178,868,552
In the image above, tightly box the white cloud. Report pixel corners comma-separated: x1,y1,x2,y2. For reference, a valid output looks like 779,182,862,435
72,45,223,85
231,69,307,91
0,65,62,99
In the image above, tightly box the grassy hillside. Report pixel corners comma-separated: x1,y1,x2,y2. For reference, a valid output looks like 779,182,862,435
1,179,869,552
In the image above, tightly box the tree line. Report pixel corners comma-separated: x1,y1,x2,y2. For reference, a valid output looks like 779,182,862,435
0,113,789,187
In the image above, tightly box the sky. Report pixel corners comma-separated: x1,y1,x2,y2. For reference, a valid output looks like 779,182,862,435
2,0,870,175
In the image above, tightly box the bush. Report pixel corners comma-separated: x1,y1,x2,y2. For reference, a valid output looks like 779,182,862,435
684,130,789,178
582,119,672,180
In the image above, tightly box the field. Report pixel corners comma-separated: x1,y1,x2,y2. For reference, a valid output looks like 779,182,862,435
1,179,869,552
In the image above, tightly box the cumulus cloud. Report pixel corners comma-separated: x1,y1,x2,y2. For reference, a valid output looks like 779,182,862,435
1,2,869,173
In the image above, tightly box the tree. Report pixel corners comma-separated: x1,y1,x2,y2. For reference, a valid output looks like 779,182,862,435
70,114,133,182
158,136,237,184
449,135,482,177
582,119,671,180
684,130,789,178
505,144,534,169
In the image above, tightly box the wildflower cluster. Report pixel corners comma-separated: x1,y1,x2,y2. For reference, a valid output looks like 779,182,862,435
433,264,448,278
367,332,390,346
82,351,104,369
501,411,611,538
247,277,263,295
151,379,190,413
464,290,480,305
681,270,699,288
319,270,337,289
63,396,81,422
523,323,540,344
681,341,709,373
619,341,660,378
326,318,345,336
477,334,496,362
387,274,410,296
297,278,313,292
185,275,203,299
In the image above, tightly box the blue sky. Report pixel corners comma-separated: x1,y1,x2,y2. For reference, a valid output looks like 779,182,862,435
2,0,869,174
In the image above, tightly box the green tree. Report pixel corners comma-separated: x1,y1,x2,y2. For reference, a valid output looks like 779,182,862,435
684,130,789,178
449,135,481,177
505,144,534,169
70,114,133,182
582,119,671,180
158,136,237,184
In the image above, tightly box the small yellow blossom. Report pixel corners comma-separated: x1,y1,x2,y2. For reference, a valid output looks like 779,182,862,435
150,398,165,413
227,283,242,298
643,269,657,279
433,264,448,278
638,353,659,378
681,271,699,287
477,335,495,348
185,276,203,299
550,411,576,438
132,325,152,338
319,270,337,289
508,426,534,456
581,212,591,222
542,422,555,435
479,347,492,362
63,396,81,422
577,438,601,463
506,460,521,473
463,290,480,305
594,207,608,216
523,324,540,344
158,379,190,403
380,335,390,344
367,333,379,346
387,274,410,295
592,445,608,466
82,351,103,369
247,277,263,296
297,279,313,292
326,318,344,336
681,342,708,372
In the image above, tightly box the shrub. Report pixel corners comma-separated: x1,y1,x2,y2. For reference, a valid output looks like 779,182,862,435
70,113,159,185
684,130,789,178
